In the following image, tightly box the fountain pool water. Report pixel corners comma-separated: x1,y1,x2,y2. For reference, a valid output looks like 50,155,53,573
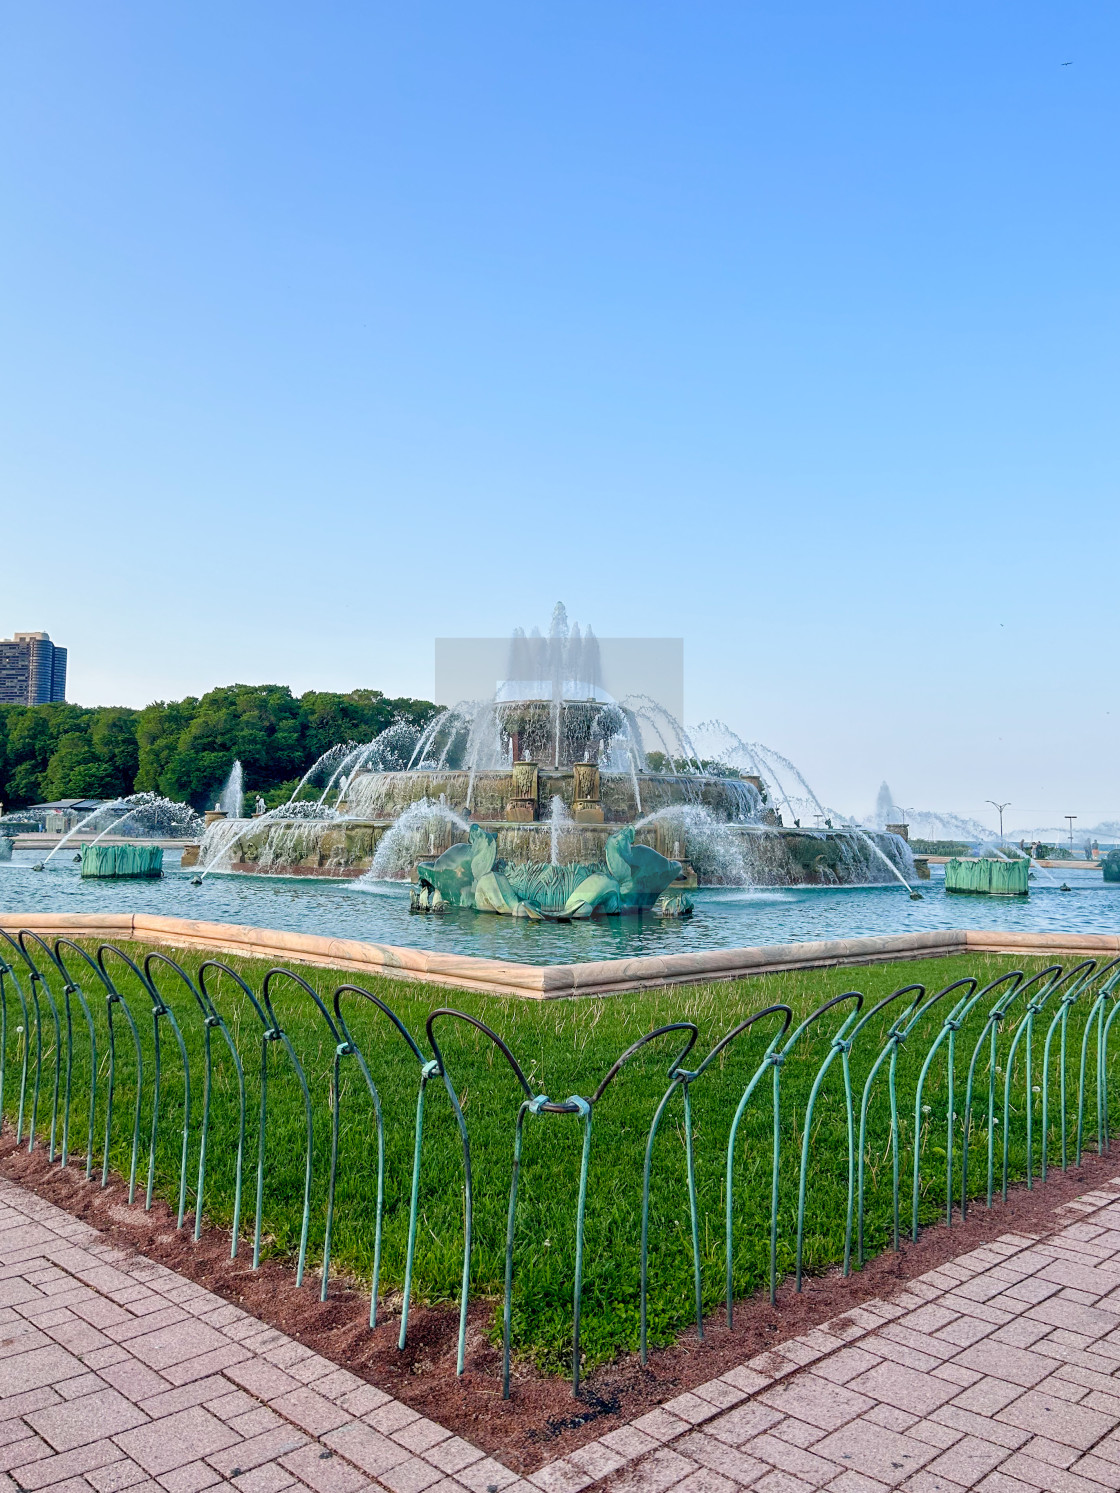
3,849,1114,962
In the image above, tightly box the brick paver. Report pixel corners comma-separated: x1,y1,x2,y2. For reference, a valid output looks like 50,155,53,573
2,1179,1120,1492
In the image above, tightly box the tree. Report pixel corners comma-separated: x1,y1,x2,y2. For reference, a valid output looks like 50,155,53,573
2,704,91,805
88,708,141,792
160,685,307,804
134,699,199,795
299,689,435,760
0,683,439,809
42,733,123,800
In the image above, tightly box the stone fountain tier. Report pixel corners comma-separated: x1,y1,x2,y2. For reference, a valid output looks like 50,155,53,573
211,815,921,888
339,764,762,825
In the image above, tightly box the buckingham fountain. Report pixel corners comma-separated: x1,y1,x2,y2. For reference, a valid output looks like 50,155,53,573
186,608,918,912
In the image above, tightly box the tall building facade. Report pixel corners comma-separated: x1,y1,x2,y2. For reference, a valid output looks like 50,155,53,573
0,632,68,705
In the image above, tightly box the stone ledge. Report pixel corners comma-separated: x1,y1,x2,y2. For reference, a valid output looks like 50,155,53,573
1,915,1117,999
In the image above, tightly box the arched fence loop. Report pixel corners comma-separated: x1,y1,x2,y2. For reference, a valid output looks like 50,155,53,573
1075,959,1120,1164
1036,959,1104,1182
257,968,327,1287
640,1007,787,1364
910,976,979,1239
144,954,212,1227
1001,961,1096,1198
1075,961,1120,1158
95,944,157,1202
329,985,428,1327
50,940,101,1176
850,983,927,1265
0,931,60,1159
16,933,64,1161
0,933,1118,1398
126,952,193,1224
426,1008,532,1379
786,992,864,1292
1096,971,1120,1155
578,1023,699,1388
960,968,1057,1217
197,960,267,1256
0,933,34,1148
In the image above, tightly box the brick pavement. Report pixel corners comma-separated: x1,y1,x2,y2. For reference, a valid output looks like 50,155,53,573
1,1177,1120,1493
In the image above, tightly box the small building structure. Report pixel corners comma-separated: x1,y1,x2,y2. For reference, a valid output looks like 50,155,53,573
22,799,115,833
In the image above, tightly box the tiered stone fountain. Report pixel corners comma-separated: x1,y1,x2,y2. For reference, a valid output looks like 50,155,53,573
188,609,918,894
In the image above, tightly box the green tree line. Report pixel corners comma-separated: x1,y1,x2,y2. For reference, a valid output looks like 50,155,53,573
0,684,438,810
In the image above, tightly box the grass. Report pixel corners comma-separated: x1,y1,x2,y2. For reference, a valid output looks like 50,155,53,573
0,940,1112,1376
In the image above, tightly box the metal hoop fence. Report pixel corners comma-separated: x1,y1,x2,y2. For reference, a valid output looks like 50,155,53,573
1,931,1118,1397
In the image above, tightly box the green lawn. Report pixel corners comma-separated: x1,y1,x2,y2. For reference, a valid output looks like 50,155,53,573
0,939,1113,1376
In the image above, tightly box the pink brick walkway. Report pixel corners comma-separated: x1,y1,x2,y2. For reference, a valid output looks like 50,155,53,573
2,1176,1120,1493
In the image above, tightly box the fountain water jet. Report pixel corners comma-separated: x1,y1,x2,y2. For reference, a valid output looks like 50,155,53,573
548,795,573,865
216,761,244,820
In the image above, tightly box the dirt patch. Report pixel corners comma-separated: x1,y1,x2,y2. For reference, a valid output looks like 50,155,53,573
2,1134,1115,1474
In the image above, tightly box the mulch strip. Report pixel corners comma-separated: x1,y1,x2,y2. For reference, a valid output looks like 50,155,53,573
2,1133,1115,1474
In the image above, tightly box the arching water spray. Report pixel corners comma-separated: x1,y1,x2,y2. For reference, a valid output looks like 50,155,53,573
365,798,471,881
634,805,750,885
850,828,923,898
195,800,339,879
43,795,202,866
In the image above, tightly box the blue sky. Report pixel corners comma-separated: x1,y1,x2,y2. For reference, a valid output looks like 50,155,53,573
2,3,1116,830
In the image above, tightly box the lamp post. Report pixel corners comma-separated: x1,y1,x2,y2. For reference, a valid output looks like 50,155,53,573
1065,815,1077,851
986,800,1010,847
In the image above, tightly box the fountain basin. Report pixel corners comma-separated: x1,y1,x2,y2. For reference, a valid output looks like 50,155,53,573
195,814,913,888
945,857,1030,897
80,843,164,879
180,608,920,893
340,765,762,825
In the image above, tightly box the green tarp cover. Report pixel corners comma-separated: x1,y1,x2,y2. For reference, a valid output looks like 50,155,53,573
945,856,1029,896
80,843,164,879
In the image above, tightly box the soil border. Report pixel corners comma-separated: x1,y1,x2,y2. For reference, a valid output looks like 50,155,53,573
3,1131,1117,1474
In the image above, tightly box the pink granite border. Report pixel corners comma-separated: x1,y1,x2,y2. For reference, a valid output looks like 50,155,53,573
2,914,1118,999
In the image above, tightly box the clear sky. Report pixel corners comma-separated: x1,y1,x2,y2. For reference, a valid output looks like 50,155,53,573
2,3,1116,833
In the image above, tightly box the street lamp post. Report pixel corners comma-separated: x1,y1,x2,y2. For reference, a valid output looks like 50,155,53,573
986,800,1010,847
1065,815,1077,852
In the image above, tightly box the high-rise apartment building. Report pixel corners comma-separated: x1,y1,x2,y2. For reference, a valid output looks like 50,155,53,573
0,632,68,705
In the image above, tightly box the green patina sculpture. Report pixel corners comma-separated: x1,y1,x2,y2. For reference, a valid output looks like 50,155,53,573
411,824,691,919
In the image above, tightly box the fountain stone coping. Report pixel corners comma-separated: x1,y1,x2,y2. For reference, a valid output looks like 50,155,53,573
1,913,1118,999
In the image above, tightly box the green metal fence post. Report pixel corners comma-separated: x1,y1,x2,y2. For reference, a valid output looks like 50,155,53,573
907,979,979,1241
400,1059,440,1349
793,995,864,1290
54,941,113,1180
0,939,31,1147
849,985,926,1267
97,949,146,1202
199,961,269,1258
16,935,64,1161
332,986,429,1327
